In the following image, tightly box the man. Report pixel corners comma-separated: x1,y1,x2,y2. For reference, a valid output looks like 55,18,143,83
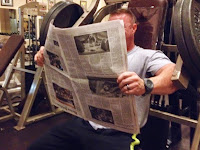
31,9,178,150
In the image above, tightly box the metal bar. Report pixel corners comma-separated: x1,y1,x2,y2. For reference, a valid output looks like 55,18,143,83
0,51,21,104
7,87,21,94
25,108,63,125
34,15,38,58
0,90,4,106
28,15,31,53
191,113,200,150
0,87,15,121
0,102,19,110
12,67,36,74
0,114,13,122
18,8,24,36
73,0,100,27
20,45,26,100
93,2,124,23
0,80,15,86
149,108,198,128
41,72,56,112
2,51,21,89
14,67,43,130
3,88,15,116
171,55,189,89
161,44,178,53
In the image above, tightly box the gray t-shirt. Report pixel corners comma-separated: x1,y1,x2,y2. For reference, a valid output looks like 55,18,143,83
89,45,172,129
128,46,172,127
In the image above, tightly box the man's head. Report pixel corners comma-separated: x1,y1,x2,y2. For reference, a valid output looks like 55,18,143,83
109,9,137,51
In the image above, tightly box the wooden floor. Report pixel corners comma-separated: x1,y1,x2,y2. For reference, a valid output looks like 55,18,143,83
0,112,198,150
170,124,190,150
0,113,72,150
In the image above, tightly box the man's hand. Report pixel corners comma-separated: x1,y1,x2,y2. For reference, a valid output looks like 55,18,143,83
117,72,145,96
34,46,45,66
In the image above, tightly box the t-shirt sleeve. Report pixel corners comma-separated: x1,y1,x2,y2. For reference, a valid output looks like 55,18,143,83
146,50,172,76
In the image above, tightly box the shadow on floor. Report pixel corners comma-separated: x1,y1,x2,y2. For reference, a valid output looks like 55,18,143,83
0,113,72,150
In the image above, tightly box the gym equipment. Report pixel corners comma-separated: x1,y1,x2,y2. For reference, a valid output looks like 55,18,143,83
14,0,200,148
19,2,47,65
149,0,200,148
38,0,200,148
0,35,24,122
173,0,200,79
14,0,101,130
39,1,84,46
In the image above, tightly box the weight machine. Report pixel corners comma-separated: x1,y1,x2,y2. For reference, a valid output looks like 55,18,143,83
1,0,199,149
14,0,105,130
40,1,199,149
18,2,47,65
12,2,65,130
57,0,200,149
95,1,200,149
0,2,64,129
23,0,200,148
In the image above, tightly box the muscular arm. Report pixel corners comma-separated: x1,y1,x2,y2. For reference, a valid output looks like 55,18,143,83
117,63,179,96
150,63,178,95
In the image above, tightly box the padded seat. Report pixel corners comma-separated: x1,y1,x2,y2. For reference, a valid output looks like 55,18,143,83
0,35,24,76
128,0,168,49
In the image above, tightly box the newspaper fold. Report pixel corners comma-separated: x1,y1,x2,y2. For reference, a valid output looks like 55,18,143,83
44,20,139,134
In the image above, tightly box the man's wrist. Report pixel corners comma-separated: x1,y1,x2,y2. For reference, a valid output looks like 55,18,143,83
142,78,154,96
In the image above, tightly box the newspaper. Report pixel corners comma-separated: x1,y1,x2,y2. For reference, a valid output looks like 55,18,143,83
43,20,139,134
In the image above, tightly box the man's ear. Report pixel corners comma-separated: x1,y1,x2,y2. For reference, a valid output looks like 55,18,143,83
132,23,137,34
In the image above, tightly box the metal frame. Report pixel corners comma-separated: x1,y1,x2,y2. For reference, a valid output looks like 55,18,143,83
11,1,200,148
13,0,101,130
0,44,25,122
0,86,16,122
191,113,200,150
149,53,200,149
11,2,62,130
80,0,87,10
93,1,200,148
14,66,63,130
18,2,47,41
150,108,200,149
0,26,62,130
149,0,200,147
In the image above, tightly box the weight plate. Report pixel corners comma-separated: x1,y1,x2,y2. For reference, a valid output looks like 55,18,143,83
182,0,200,78
173,0,200,79
93,3,123,23
39,1,83,46
39,1,64,46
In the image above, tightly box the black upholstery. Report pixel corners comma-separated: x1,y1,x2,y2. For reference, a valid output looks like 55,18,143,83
0,35,24,77
128,0,168,49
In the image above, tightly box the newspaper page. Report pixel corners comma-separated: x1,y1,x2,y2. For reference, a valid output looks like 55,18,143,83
43,20,139,134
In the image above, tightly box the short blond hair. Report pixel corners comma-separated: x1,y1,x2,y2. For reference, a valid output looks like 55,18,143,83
110,9,136,24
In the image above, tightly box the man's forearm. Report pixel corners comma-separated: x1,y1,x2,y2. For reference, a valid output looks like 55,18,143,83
150,63,179,95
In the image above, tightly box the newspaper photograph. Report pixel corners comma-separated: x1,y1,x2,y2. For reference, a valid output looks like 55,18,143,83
73,76,139,133
43,20,139,134
43,24,68,75
44,65,83,117
55,20,128,78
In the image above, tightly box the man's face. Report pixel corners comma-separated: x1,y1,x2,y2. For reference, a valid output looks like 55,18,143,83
109,14,136,43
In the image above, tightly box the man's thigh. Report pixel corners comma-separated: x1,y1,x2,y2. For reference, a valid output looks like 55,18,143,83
28,117,135,150
27,117,84,150
79,127,133,150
